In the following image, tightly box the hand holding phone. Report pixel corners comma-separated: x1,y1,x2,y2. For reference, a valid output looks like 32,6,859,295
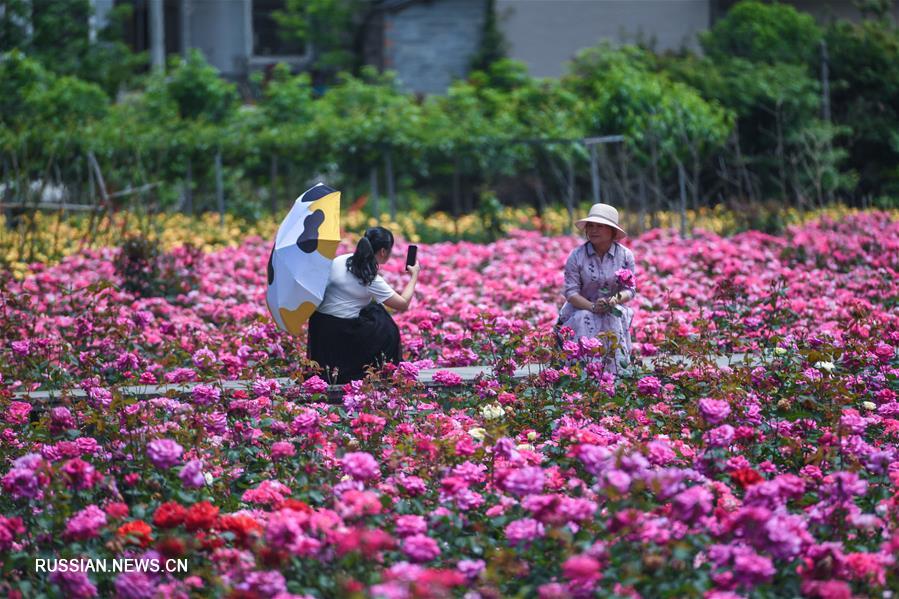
405,245,418,269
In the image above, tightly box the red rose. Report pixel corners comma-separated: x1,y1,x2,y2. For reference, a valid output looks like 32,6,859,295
360,528,396,559
185,501,219,531
258,546,287,568
156,536,186,558
117,520,153,547
153,502,187,529
104,502,130,519
730,468,764,488
196,531,226,551
415,568,467,589
281,499,312,513
332,528,360,557
343,580,365,594
219,513,263,546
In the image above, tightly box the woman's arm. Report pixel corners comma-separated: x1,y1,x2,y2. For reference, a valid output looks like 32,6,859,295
383,262,420,312
562,248,607,313
567,293,602,313
562,248,585,304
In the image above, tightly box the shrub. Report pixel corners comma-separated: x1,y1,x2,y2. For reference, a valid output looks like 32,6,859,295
700,0,822,65
113,235,201,299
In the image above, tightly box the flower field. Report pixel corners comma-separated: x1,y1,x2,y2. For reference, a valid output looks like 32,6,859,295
1,212,898,598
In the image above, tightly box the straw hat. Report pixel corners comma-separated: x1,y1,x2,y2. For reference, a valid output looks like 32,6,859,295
575,203,627,240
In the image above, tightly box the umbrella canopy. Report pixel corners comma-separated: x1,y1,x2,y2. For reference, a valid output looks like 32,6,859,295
266,183,341,335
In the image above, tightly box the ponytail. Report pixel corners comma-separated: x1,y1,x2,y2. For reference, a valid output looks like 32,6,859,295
347,226,393,285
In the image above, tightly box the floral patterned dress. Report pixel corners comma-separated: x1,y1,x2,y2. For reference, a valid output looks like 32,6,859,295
557,241,637,372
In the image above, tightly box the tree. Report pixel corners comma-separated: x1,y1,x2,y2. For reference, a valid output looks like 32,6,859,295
0,51,108,211
825,17,899,197
700,0,822,65
274,0,368,83
566,45,732,173
163,50,239,123
470,0,508,72
0,0,144,97
1,0,31,51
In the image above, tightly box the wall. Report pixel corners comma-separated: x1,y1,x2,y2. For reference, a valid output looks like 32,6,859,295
385,0,486,94
187,0,250,79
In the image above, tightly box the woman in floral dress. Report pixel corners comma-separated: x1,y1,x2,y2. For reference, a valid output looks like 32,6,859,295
557,203,637,374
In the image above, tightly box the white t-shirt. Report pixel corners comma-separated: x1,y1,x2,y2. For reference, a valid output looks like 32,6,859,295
316,254,397,319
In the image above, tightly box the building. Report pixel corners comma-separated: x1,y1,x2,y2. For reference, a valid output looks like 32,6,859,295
363,0,487,94
95,0,899,93
498,0,710,79
495,0,899,80
94,0,312,79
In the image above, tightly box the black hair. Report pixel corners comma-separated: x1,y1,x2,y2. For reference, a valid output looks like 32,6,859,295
347,226,394,285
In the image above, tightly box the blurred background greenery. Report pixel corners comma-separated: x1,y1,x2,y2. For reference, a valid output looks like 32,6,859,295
2,0,898,253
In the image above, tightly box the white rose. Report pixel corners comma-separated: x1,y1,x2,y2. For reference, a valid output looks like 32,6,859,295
468,427,487,441
480,403,505,420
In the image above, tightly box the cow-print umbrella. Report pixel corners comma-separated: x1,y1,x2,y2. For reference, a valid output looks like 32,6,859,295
265,183,341,335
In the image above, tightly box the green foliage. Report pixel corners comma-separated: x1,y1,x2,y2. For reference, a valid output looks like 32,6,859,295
78,3,148,97
3,0,94,76
477,192,505,240
434,59,581,177
701,0,823,65
682,58,818,120
0,0,144,97
0,0,31,50
316,67,422,158
0,50,108,157
249,65,320,183
470,0,509,72
0,51,50,130
789,121,857,202
274,0,364,77
163,50,239,123
660,48,850,201
687,1,829,200
854,0,896,19
5,1,899,216
825,17,899,196
566,45,732,168
34,75,109,131
259,64,316,125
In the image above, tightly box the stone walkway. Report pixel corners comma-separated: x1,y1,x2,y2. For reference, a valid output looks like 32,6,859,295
12,353,759,403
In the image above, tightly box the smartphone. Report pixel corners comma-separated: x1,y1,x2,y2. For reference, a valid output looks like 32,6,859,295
405,245,418,268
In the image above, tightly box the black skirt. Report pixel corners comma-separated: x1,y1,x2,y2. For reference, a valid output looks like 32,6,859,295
307,303,402,384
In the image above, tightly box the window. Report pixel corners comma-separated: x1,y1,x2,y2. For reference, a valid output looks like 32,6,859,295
252,0,305,57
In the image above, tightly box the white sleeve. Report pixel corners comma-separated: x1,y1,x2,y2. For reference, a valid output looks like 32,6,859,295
368,275,397,304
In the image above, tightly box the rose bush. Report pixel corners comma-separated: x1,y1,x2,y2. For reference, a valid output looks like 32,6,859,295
0,212,897,597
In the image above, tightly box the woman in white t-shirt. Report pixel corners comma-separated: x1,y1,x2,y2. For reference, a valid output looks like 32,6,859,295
307,226,421,383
